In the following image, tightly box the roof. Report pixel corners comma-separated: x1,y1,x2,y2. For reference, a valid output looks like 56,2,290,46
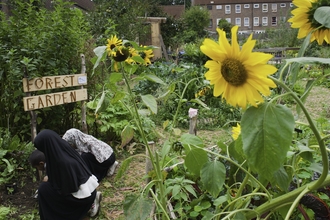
71,0,94,11
160,5,185,19
193,0,292,4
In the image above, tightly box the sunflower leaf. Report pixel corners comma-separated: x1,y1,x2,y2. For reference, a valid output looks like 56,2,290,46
241,103,294,180
200,160,226,198
314,6,330,28
141,94,157,114
286,57,330,65
92,46,107,76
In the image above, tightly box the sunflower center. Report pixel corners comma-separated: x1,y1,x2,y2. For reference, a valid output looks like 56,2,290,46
110,44,116,50
221,58,247,86
139,52,146,59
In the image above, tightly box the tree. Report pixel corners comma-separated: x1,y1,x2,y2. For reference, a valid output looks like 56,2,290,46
180,6,210,43
88,0,162,45
217,18,233,38
0,0,91,140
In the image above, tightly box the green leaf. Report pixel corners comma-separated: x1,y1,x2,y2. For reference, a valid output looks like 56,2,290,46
273,167,290,191
309,162,324,174
194,205,203,212
131,55,145,63
161,140,171,159
200,160,226,198
199,200,211,209
123,195,153,220
190,98,210,109
111,91,126,104
228,136,245,163
314,6,330,28
143,74,166,85
286,57,330,65
180,133,204,152
115,157,132,180
213,195,228,207
95,90,106,114
0,206,11,219
297,142,314,162
109,72,123,84
185,148,208,176
2,159,14,172
172,184,181,198
120,125,134,148
183,184,197,198
241,103,294,180
141,94,157,114
92,46,107,76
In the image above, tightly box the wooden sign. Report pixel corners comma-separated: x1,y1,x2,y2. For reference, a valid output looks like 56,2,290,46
23,89,87,111
23,74,87,92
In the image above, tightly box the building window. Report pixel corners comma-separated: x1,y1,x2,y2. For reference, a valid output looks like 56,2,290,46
254,4,259,8
272,4,277,12
225,18,231,23
209,19,213,28
244,4,250,8
244,17,249,26
235,17,241,26
272,17,277,25
262,17,268,26
280,16,286,22
216,5,222,9
254,17,259,26
290,3,294,7
280,3,286,7
207,5,212,10
262,4,268,12
216,18,221,26
235,4,241,13
225,5,231,14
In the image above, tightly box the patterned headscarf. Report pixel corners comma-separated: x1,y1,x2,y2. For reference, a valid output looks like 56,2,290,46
62,128,113,163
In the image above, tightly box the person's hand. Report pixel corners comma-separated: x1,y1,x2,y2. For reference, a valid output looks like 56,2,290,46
43,175,48,182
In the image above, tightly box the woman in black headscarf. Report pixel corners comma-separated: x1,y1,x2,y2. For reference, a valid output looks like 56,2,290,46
34,129,100,220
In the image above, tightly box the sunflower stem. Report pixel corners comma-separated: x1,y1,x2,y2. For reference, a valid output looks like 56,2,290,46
172,78,198,128
269,75,328,190
121,67,168,219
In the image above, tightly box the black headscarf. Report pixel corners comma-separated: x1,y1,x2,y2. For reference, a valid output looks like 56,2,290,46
34,129,92,196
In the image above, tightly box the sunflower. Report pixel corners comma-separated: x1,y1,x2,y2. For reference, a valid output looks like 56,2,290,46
288,0,330,45
200,26,277,109
106,35,123,56
126,47,140,64
112,46,130,72
139,46,154,65
232,123,241,140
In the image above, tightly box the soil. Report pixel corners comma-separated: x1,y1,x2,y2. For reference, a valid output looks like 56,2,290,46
0,170,40,219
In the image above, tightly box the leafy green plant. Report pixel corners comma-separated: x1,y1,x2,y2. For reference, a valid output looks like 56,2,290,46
0,0,92,139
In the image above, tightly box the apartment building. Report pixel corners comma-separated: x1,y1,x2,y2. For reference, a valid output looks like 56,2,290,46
192,0,293,34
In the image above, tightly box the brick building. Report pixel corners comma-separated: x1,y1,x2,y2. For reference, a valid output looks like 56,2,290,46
192,0,293,34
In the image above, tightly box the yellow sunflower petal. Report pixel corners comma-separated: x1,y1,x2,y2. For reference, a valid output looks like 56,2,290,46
231,26,240,55
201,39,227,61
217,28,231,54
